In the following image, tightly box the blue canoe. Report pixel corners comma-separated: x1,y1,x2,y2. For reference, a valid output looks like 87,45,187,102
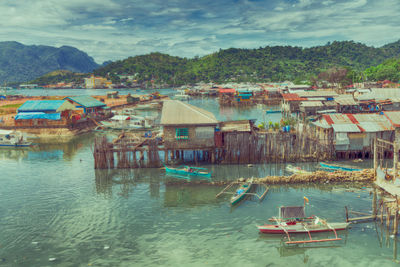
319,162,362,172
266,109,281,114
164,165,212,178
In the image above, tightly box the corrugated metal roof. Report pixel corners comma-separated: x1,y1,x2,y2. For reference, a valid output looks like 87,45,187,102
64,96,106,108
18,100,65,112
334,96,357,105
332,124,361,133
282,93,306,101
384,111,400,127
160,100,218,125
220,121,251,132
300,101,324,107
296,91,338,98
357,122,385,132
357,88,400,101
219,88,235,93
312,121,331,129
326,114,353,124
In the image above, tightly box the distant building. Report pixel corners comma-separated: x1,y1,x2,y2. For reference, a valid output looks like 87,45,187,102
19,84,39,89
84,75,112,89
64,96,107,114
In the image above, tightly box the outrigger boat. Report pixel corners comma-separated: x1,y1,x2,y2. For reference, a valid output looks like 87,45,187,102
230,178,254,205
216,178,269,206
319,162,362,172
257,200,350,244
164,164,211,178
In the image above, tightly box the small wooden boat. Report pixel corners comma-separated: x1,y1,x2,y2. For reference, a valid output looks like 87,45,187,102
164,165,211,178
319,162,362,172
257,204,350,244
230,179,253,205
0,130,32,147
286,165,311,174
265,109,281,114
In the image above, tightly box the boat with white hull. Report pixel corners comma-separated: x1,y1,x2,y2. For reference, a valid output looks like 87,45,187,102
0,130,32,147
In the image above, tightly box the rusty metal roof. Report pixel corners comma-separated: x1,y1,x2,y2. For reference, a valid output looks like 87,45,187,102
332,123,361,133
384,111,400,127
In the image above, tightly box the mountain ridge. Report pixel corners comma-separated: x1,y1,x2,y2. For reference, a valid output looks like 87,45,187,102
0,41,99,84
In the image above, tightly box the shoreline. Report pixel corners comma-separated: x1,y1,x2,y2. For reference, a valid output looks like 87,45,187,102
165,169,375,186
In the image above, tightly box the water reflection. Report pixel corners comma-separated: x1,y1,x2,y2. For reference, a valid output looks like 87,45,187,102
0,147,30,161
163,184,224,207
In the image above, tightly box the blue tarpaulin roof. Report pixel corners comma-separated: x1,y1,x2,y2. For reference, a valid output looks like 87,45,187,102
18,100,65,112
64,96,106,108
15,112,61,120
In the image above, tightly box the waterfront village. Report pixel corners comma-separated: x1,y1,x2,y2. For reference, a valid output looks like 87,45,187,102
4,79,400,255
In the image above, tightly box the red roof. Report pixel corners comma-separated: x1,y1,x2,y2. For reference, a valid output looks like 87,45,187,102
219,88,236,94
346,114,359,124
323,114,334,125
282,93,306,101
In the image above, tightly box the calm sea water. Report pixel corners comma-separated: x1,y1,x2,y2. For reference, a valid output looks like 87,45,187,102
0,89,398,266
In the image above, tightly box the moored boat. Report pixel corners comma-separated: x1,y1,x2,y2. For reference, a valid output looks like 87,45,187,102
0,130,32,147
164,165,211,178
265,109,281,114
286,165,311,174
257,219,349,234
257,203,350,244
230,179,253,205
319,162,362,172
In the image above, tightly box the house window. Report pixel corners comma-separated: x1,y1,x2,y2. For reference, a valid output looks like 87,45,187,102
176,128,189,140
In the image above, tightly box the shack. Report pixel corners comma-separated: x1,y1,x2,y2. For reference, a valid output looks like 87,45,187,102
281,93,307,116
312,113,394,159
334,95,358,113
160,100,219,150
15,100,76,127
107,91,119,99
236,90,253,102
127,94,141,104
299,101,324,117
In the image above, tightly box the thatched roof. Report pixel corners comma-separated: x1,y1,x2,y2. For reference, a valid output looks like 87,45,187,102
160,100,218,126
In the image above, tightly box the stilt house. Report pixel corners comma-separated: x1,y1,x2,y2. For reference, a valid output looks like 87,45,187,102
160,100,219,149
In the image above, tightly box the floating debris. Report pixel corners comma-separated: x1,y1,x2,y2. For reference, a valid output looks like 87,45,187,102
103,245,110,250
48,258,56,262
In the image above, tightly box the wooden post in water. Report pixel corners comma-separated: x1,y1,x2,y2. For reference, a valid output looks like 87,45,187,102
374,138,378,178
394,198,399,235
164,149,168,165
373,188,377,220
394,128,400,181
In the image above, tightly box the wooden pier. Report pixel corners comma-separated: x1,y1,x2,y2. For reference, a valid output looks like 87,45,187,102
93,128,335,169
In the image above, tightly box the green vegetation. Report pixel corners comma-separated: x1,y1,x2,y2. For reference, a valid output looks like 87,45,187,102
30,70,86,86
364,58,400,82
26,39,400,86
0,41,98,84
94,40,400,86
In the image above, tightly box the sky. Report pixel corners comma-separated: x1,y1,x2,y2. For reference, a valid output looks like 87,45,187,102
0,0,399,64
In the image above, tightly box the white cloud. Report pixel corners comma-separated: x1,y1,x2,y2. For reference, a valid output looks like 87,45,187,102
0,0,398,63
